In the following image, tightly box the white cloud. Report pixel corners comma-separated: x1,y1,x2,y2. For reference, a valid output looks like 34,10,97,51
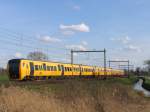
124,45,141,52
73,53,78,56
14,52,22,58
60,23,90,32
111,36,131,45
111,58,129,62
61,30,75,36
73,5,80,11
81,41,88,46
66,44,87,51
111,36,141,52
39,36,61,43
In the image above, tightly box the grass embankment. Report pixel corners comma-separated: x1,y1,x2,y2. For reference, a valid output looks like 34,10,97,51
0,75,150,112
0,74,9,85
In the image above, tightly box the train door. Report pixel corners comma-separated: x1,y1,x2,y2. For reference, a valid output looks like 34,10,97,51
29,62,34,76
79,65,81,76
61,65,64,76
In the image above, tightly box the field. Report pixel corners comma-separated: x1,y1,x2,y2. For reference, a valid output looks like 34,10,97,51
0,74,150,112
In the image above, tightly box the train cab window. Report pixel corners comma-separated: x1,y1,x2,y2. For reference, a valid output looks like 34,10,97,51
35,65,39,70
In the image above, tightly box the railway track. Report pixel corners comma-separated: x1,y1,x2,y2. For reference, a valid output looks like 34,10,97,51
9,79,65,86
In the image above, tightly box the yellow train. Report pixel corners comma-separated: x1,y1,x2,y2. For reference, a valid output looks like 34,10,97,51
7,59,125,80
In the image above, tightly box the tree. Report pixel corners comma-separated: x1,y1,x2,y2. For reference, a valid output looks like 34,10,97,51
27,51,48,60
144,60,150,75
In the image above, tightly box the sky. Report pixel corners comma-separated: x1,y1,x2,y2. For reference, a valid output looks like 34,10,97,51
0,0,150,68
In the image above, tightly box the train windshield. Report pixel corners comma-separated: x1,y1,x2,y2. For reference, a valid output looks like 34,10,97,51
8,59,20,79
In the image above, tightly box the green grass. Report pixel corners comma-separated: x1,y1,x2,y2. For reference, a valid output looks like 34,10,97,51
0,73,142,93
0,74,9,85
0,74,9,81
20,76,138,94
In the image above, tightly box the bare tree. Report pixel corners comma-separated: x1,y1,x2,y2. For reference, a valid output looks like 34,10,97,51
144,60,150,75
27,51,48,61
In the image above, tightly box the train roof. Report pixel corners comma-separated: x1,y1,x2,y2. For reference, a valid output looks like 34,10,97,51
8,58,101,67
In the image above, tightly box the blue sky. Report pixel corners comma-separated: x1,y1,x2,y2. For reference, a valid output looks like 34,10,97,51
0,0,150,68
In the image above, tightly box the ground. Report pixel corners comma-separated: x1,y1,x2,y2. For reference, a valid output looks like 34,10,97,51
0,74,150,112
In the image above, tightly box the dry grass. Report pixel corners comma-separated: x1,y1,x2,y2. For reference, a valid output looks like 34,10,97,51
0,80,150,112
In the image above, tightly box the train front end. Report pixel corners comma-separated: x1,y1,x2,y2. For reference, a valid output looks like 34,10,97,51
7,59,21,80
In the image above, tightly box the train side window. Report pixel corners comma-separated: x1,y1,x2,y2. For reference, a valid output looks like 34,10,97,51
35,65,39,70
47,66,50,71
58,65,61,71
39,65,41,70
43,64,46,71
51,66,53,71
54,66,57,71
64,67,67,71
81,68,83,72
40,65,42,70
49,66,51,71
66,67,68,71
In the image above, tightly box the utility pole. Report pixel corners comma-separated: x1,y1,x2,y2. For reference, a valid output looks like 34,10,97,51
70,49,107,75
108,60,130,78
